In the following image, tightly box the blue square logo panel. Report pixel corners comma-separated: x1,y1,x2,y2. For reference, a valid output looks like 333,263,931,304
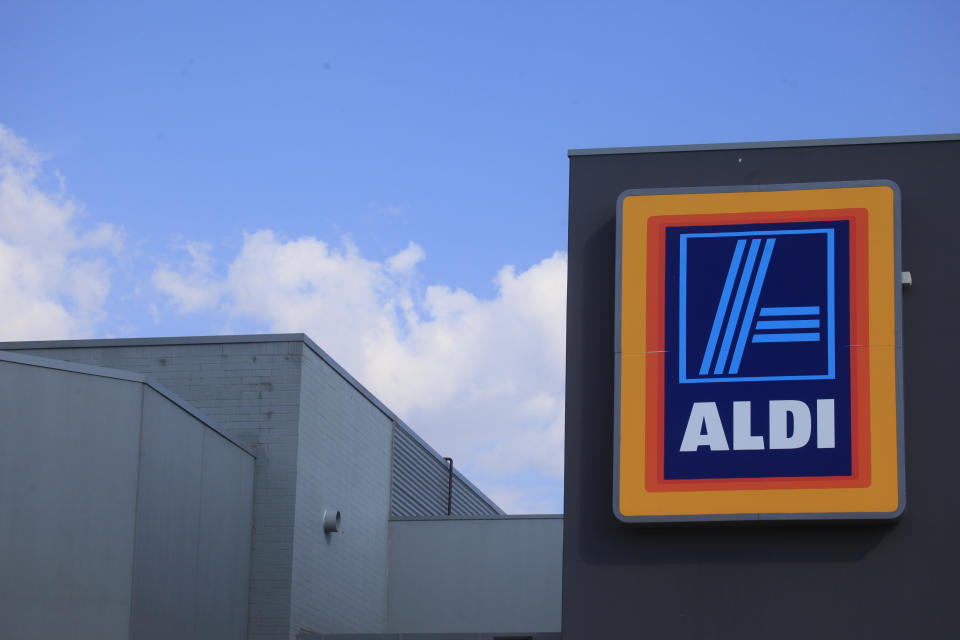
679,226,838,383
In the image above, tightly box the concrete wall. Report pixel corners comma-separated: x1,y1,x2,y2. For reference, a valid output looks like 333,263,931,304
0,360,143,640
1,339,305,640
0,354,254,640
289,349,394,636
386,516,563,634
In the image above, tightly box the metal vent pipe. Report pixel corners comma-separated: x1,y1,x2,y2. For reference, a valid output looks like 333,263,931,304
443,457,453,516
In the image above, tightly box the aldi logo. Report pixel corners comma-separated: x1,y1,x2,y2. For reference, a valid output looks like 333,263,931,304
614,182,904,522
668,222,851,483
679,227,838,383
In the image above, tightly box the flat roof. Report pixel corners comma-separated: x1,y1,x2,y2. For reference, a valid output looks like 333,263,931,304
568,133,960,157
391,514,562,522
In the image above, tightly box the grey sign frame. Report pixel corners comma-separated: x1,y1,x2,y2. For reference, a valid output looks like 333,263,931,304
613,180,905,523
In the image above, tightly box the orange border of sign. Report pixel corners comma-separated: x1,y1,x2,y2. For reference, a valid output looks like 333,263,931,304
615,183,902,521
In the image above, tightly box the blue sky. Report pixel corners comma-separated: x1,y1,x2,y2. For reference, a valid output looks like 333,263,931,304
1,0,958,512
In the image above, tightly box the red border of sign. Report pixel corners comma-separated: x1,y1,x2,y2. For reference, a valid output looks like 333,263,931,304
643,208,872,492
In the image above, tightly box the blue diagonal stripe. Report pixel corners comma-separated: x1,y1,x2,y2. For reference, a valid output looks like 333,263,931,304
729,238,775,374
714,238,760,375
699,239,746,375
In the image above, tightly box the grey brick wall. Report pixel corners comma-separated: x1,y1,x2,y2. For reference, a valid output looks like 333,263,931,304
292,337,502,520
289,348,392,636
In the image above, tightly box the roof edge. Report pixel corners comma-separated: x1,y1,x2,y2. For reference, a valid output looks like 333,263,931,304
298,334,506,515
0,333,305,350
0,349,255,457
568,133,960,157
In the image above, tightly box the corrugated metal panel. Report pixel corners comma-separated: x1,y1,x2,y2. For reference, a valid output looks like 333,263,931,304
390,424,502,517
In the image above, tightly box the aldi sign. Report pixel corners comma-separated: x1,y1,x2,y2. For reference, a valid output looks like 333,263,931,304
614,182,904,522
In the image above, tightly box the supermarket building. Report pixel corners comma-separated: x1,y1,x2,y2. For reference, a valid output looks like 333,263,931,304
0,334,562,640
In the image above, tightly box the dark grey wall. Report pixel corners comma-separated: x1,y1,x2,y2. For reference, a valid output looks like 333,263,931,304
564,138,960,639
387,516,562,634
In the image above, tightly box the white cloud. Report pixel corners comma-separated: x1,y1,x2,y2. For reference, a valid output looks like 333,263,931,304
155,229,567,512
0,125,122,340
153,241,220,312
385,241,425,275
